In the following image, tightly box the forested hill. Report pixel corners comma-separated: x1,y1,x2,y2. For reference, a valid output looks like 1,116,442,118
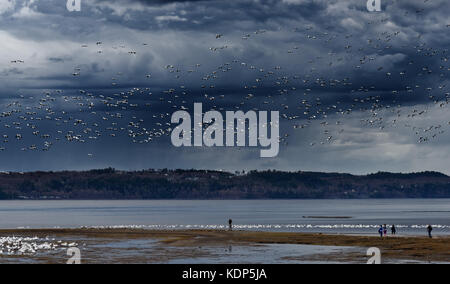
0,169,449,199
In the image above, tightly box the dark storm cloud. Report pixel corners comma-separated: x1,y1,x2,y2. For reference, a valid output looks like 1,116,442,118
0,0,448,173
106,0,205,4
1,0,448,100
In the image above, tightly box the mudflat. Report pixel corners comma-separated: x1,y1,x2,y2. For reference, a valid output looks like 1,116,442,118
0,228,448,263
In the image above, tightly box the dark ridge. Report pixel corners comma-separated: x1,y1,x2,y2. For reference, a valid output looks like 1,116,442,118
0,169,449,200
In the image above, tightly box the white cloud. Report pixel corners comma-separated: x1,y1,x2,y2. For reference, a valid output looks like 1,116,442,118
12,6,42,19
155,15,187,22
341,17,363,30
0,0,15,14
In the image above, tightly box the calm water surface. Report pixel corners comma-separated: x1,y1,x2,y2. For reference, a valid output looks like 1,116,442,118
0,199,448,235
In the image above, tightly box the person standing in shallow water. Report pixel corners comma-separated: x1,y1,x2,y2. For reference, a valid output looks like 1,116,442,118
427,225,433,238
391,225,396,235
378,225,384,238
228,219,233,231
383,224,387,236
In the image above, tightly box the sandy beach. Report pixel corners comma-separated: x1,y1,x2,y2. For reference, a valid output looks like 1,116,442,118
0,228,448,264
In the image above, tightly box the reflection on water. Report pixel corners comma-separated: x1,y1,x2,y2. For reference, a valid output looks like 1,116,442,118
1,236,445,264
166,243,362,264
0,235,363,264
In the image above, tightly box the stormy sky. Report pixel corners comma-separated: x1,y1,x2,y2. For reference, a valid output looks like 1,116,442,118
0,0,449,174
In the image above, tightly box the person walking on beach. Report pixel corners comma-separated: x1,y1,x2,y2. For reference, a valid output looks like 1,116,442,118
378,225,384,238
391,225,396,235
228,219,233,231
427,225,433,238
383,224,387,236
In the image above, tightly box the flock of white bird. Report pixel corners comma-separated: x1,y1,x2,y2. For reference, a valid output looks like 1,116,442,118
0,236,77,256
0,2,449,158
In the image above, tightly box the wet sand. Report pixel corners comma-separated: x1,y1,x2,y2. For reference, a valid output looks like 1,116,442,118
0,228,448,264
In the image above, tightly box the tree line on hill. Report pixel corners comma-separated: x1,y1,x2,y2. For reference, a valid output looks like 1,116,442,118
0,168,449,199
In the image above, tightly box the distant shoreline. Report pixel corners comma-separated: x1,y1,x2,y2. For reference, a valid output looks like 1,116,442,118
2,197,450,201
1,169,450,199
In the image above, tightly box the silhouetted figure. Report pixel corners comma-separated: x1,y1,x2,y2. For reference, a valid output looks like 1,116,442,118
228,219,233,231
427,225,433,238
378,225,383,238
391,225,396,235
383,224,387,236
